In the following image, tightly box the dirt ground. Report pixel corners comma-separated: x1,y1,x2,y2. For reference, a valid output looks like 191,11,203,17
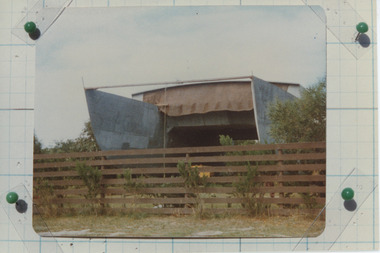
34,214,324,238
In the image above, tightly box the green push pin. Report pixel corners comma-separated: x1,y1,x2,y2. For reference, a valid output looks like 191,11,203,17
341,187,354,201
24,21,37,34
6,192,19,204
24,21,40,40
356,22,369,33
355,22,369,41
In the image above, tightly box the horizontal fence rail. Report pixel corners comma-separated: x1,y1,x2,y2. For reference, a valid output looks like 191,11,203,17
33,142,326,216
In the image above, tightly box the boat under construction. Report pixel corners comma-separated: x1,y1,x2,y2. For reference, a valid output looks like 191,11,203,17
85,76,302,150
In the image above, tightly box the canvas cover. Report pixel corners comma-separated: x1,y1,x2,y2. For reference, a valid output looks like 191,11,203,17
142,81,254,117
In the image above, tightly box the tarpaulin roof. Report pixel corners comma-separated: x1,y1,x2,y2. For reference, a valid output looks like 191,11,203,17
141,81,254,117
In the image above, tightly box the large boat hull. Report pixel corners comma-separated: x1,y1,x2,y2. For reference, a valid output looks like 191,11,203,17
85,77,298,150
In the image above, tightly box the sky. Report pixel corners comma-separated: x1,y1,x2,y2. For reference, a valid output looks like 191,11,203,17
35,5,326,147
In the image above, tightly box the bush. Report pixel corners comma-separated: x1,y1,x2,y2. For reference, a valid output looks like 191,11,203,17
75,162,103,215
34,178,58,217
123,169,145,193
268,81,326,143
233,164,269,216
76,162,102,199
177,161,207,188
177,161,208,218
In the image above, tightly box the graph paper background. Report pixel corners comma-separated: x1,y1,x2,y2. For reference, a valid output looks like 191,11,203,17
0,0,378,252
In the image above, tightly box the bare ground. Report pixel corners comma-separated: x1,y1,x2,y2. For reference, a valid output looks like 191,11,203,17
34,214,324,238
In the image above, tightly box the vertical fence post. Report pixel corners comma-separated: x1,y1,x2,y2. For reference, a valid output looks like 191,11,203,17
184,153,190,210
100,156,106,209
277,148,284,207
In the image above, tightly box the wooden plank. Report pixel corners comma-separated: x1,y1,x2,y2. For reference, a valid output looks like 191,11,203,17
258,186,326,193
48,179,84,186
100,167,178,175
50,198,96,204
108,175,325,184
50,196,325,205
34,170,78,178
197,164,326,173
34,142,326,160
53,188,88,195
35,206,324,216
54,187,232,195
34,167,179,177
259,197,325,205
107,207,323,216
45,174,325,187
47,207,246,215
53,185,325,196
257,164,326,172
33,163,326,178
206,175,326,183
34,152,325,169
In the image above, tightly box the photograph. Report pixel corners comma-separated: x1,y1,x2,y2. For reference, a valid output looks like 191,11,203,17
33,5,327,238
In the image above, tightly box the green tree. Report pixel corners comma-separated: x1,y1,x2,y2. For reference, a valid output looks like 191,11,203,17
75,162,102,199
74,121,100,152
47,120,100,153
34,135,44,154
268,81,326,143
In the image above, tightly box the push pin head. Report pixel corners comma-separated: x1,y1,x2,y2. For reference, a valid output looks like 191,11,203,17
29,28,41,41
24,21,40,41
356,22,369,34
24,22,37,34
6,192,19,204
355,22,369,41
341,187,354,200
15,199,28,213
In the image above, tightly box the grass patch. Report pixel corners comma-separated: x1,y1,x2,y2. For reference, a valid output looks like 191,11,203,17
34,214,324,238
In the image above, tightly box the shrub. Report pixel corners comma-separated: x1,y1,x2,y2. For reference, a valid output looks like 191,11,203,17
268,81,326,143
75,162,103,215
34,178,58,217
233,164,270,216
177,161,207,188
75,162,102,200
123,169,145,193
177,161,208,218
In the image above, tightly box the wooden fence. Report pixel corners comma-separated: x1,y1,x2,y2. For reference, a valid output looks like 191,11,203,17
33,142,326,216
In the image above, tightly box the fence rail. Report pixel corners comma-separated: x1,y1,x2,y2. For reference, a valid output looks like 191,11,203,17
33,142,326,216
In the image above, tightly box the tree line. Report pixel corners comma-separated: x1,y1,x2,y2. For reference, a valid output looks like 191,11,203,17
34,121,99,154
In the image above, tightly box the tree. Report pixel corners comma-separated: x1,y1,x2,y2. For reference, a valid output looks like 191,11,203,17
73,121,100,152
34,135,44,154
268,81,326,143
47,120,100,153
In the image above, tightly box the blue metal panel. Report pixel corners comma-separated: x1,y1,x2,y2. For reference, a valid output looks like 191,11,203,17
85,90,164,150
251,77,297,143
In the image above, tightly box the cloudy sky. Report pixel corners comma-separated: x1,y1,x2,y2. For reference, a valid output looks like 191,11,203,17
35,5,326,147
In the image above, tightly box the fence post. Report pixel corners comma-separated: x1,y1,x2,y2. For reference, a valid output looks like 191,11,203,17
100,156,106,209
184,153,190,209
277,149,284,205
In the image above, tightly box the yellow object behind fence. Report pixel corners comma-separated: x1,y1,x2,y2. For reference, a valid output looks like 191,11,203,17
192,165,212,178
199,172,211,178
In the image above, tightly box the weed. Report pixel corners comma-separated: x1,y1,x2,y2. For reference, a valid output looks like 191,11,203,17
123,169,145,193
75,162,102,215
177,161,207,188
177,160,209,218
301,193,319,209
34,178,58,217
233,164,270,216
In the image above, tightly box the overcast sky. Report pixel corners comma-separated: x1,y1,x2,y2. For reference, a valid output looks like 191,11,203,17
35,5,326,147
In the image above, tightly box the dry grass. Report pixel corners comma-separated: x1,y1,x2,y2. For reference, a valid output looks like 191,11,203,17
34,214,324,238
